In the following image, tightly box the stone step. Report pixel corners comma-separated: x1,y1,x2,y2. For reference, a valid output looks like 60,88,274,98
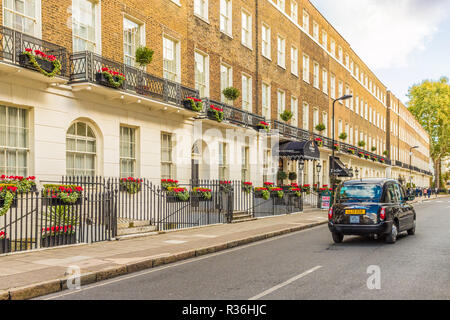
116,225,157,236
231,217,257,224
117,219,152,229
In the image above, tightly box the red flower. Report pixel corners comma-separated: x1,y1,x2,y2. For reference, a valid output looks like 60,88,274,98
25,48,32,52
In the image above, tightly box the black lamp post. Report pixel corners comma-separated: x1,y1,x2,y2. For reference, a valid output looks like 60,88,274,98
332,95,353,193
298,159,304,186
317,162,322,186
409,146,419,188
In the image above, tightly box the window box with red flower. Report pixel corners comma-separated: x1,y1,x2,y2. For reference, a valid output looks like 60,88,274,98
256,121,270,132
120,177,142,194
254,187,270,200
242,181,253,194
0,175,37,193
365,153,370,160
19,48,62,77
333,143,340,151
302,184,311,194
347,147,356,155
207,105,224,122
289,187,302,198
40,225,76,248
219,180,233,193
371,155,377,161
0,185,18,216
314,137,323,147
96,67,126,89
166,187,190,202
42,184,83,206
380,158,386,164
0,231,10,254
183,97,204,112
192,187,212,201
358,151,365,158
161,179,179,190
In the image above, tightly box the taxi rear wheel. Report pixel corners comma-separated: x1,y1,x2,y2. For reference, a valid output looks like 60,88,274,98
332,232,344,243
385,222,398,244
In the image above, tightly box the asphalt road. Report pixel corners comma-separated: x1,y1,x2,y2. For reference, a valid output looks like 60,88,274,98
41,198,450,300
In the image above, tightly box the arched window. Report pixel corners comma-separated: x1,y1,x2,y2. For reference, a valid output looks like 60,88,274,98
66,122,96,176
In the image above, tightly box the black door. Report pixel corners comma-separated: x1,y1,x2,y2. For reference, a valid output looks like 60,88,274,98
191,159,199,187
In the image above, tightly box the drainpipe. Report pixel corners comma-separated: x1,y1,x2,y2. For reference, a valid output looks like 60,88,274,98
255,0,259,115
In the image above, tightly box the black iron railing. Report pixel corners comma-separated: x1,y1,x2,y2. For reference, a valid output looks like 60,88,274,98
271,120,311,141
69,51,199,109
0,26,69,77
203,99,266,129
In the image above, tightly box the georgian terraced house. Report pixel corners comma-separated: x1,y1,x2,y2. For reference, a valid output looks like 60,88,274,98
0,0,432,187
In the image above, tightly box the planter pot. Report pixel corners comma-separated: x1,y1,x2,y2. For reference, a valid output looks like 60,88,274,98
0,238,11,254
0,196,17,209
119,184,141,194
166,195,189,203
41,233,76,248
42,196,82,206
19,53,55,74
183,100,203,112
95,72,124,89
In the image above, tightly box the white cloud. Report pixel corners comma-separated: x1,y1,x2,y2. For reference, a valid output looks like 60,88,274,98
310,0,450,69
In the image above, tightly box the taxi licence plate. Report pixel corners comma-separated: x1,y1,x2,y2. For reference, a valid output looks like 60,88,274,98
345,209,366,215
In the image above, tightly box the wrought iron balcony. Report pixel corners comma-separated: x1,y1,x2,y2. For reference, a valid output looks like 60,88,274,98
69,51,199,109
0,26,68,77
202,99,266,129
271,120,311,141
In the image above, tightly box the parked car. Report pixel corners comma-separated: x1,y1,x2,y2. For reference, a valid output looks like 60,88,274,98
328,178,416,244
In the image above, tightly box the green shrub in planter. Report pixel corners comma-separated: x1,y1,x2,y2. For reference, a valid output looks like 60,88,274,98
358,140,366,148
222,87,240,102
315,123,326,132
371,146,377,152
288,172,297,181
277,171,288,181
135,46,154,68
280,110,293,122
339,132,347,141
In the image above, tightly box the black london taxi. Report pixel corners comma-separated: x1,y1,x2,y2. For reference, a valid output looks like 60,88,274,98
328,178,416,244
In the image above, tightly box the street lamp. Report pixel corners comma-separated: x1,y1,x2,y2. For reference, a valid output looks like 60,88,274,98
316,162,322,186
332,95,353,193
298,159,304,186
409,146,419,188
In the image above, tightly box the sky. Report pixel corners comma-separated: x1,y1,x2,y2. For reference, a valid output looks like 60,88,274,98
310,0,450,104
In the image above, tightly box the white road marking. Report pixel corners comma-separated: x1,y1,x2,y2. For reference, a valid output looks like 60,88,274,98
42,224,326,300
163,240,187,244
248,266,322,300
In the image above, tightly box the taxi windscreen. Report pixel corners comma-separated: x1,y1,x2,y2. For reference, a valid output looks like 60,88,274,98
337,184,382,202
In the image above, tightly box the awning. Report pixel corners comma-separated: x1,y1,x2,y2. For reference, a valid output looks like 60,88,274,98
275,140,320,160
330,156,352,177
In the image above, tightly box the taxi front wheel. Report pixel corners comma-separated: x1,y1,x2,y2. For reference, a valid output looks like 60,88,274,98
332,232,344,243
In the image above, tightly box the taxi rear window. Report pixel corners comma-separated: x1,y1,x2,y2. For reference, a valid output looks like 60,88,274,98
337,184,382,202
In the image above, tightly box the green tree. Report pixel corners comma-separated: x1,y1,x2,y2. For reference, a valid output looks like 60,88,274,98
407,77,450,188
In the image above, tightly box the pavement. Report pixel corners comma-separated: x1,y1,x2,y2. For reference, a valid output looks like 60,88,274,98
0,207,328,300
41,195,450,300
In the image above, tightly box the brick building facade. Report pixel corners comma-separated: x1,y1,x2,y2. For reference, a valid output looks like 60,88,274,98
0,0,432,187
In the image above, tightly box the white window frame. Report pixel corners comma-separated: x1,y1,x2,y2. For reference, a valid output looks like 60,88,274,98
194,0,208,20
161,132,174,180
241,9,252,49
330,73,336,99
313,62,319,89
220,0,232,36
302,9,309,32
194,50,209,97
3,0,42,38
302,102,309,131
261,23,271,59
302,54,310,83
123,16,145,67
163,35,181,82
262,82,271,120
120,126,137,178
322,30,327,48
291,96,298,126
290,0,298,22
277,35,286,68
290,45,298,76
312,21,319,40
241,73,252,112
72,0,101,54
322,68,328,94
220,63,233,104
277,90,285,120
0,105,29,176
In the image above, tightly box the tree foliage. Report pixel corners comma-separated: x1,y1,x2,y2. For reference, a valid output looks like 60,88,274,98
407,76,450,187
